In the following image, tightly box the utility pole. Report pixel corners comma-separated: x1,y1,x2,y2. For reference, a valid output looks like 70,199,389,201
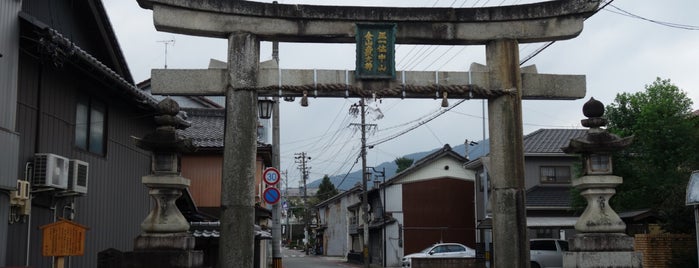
350,99,376,268
295,152,311,254
271,38,282,268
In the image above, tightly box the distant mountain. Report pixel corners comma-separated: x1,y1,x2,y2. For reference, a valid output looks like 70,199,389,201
307,140,490,191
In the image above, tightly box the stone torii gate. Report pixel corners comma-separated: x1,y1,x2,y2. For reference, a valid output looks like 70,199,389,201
136,1,600,267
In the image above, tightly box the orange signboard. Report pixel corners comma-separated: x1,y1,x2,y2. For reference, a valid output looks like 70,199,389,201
40,219,89,257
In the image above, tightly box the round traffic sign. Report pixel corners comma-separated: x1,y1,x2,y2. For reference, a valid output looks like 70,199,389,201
263,187,281,205
263,167,281,185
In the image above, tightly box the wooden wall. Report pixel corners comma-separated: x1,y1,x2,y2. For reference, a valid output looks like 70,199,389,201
402,178,476,255
182,155,223,208
182,154,268,209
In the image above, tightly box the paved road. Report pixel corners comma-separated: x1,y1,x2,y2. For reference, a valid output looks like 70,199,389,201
282,247,361,268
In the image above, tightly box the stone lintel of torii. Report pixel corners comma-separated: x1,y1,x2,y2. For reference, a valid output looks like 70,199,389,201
136,0,599,44
136,1,601,268
149,62,586,100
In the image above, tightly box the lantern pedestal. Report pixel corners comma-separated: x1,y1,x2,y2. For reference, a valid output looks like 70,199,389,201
564,233,642,268
572,175,625,233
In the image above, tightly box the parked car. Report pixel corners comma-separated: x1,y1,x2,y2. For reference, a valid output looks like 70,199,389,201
530,239,568,268
401,242,475,267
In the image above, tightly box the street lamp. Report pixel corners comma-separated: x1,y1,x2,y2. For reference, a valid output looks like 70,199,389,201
258,98,274,119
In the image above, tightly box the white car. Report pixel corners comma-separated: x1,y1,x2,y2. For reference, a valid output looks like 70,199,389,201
530,239,568,268
401,243,476,267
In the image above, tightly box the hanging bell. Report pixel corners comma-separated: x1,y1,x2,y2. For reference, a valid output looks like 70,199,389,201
441,91,449,107
301,90,309,107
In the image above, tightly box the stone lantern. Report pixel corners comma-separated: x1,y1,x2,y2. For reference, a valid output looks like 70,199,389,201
561,97,641,267
126,98,203,267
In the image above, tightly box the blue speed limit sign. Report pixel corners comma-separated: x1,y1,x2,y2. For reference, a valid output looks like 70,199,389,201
263,167,281,186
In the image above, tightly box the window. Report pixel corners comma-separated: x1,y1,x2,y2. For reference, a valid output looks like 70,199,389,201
557,240,569,251
448,245,466,252
75,95,106,154
535,228,553,238
539,166,571,183
530,240,556,251
432,245,448,253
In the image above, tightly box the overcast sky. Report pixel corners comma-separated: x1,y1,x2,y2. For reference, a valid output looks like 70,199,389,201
103,0,698,187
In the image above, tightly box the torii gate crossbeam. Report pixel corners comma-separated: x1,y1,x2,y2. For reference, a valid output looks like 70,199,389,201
136,1,600,268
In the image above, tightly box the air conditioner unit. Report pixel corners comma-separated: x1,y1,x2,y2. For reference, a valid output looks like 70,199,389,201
67,159,89,194
33,153,69,189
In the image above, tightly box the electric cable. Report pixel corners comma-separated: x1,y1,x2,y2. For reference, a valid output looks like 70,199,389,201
521,0,615,65
368,99,467,147
605,4,699,30
334,153,362,190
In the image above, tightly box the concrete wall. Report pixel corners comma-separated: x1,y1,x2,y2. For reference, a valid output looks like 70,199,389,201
412,257,485,268
323,200,347,256
384,183,404,267
398,157,475,184
318,190,360,257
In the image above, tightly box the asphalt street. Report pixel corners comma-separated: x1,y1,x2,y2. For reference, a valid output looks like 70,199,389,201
281,247,362,268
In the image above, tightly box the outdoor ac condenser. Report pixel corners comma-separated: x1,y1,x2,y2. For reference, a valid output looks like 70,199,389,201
67,159,89,194
33,153,69,189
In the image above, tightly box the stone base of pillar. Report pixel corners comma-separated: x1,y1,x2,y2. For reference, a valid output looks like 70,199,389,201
121,233,204,268
122,250,204,268
563,233,642,268
134,233,196,250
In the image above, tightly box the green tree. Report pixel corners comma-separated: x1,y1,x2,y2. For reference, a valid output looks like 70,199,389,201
605,77,699,233
315,175,339,202
395,157,414,173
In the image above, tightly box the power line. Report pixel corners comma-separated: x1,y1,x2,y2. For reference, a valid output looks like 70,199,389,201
335,153,361,189
368,99,467,147
605,4,699,30
521,0,615,65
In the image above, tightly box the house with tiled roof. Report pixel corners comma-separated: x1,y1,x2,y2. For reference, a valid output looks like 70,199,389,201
466,128,586,260
1,1,162,267
315,144,477,267
176,107,272,217
168,102,275,267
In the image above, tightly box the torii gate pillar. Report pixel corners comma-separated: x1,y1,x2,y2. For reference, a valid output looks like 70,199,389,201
220,32,259,268
486,39,529,268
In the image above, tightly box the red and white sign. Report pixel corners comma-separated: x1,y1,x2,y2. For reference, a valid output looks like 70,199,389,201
263,167,281,185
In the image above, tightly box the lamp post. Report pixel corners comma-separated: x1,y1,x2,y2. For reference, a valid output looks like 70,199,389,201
259,96,282,268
